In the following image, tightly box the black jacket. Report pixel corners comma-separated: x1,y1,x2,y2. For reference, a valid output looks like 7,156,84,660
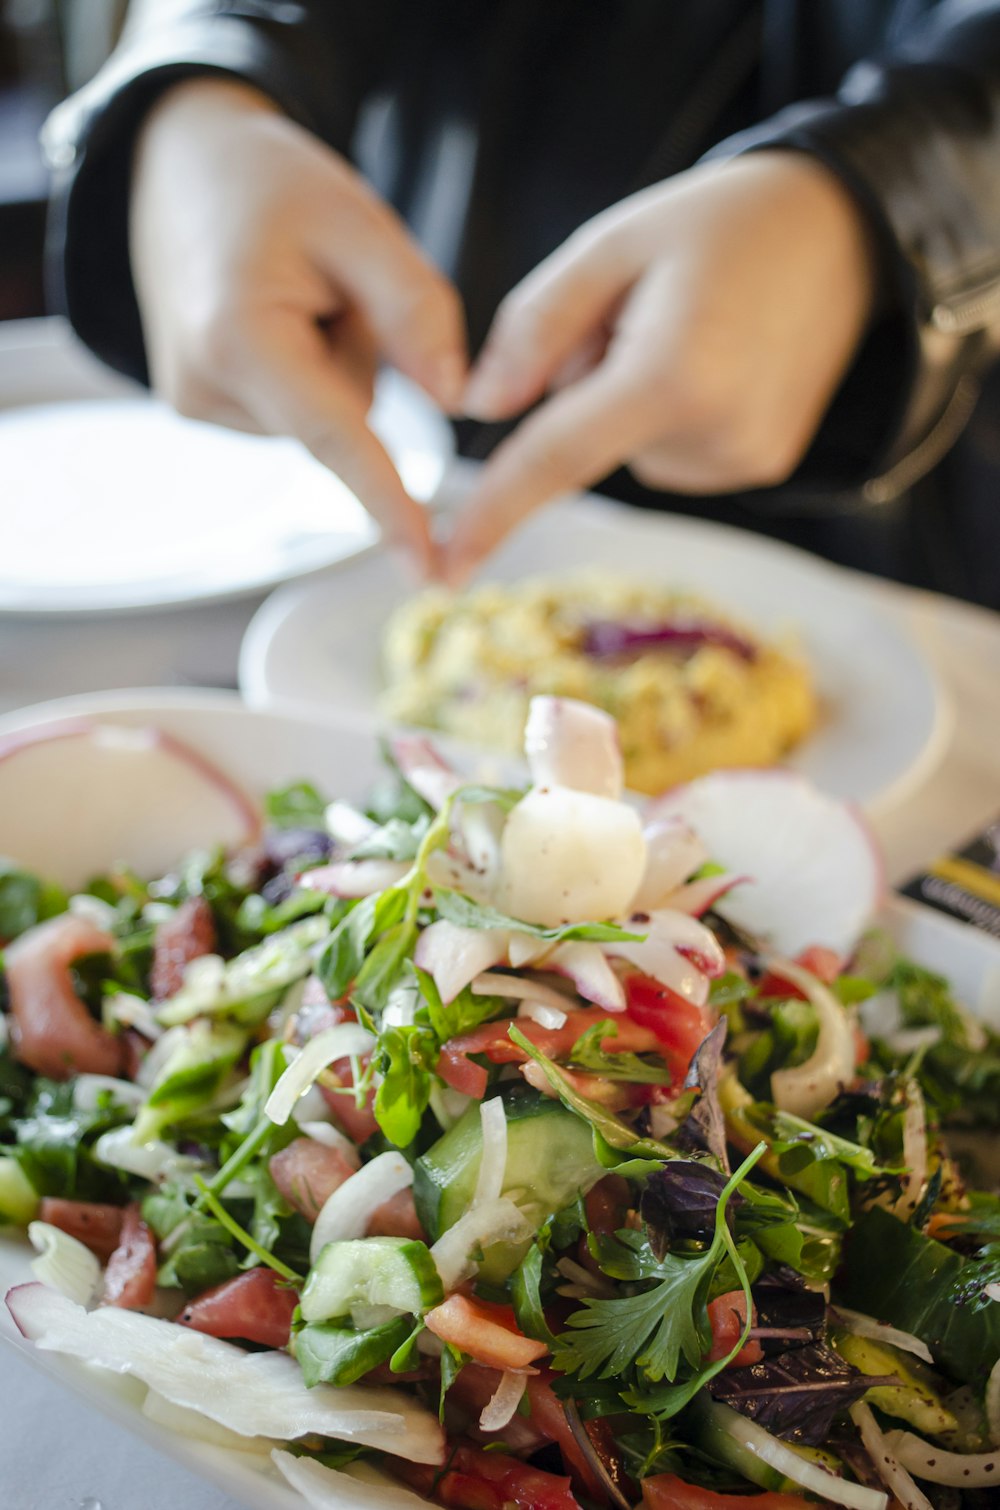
43,1,1000,605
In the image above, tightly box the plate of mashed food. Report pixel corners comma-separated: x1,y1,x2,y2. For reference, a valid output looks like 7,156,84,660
240,490,946,813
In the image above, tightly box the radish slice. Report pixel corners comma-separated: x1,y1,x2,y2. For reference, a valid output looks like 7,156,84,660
631,818,708,911
265,1025,376,1126
324,800,377,849
767,954,856,1119
659,873,747,917
479,1369,530,1432
472,972,572,1014
649,770,882,955
0,720,258,889
498,786,645,928
431,1199,532,1292
849,1403,933,1510
523,697,623,800
607,910,723,1005
27,1223,101,1307
472,1097,508,1208
5,1284,443,1462
389,734,460,810
546,941,626,1012
886,1430,1000,1487
455,800,506,885
415,921,510,1004
310,1152,414,1263
300,860,410,898
507,933,551,968
712,1402,887,1509
273,1450,431,1509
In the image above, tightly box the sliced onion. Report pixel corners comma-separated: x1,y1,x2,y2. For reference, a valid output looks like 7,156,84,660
713,1402,887,1509
986,1356,1000,1446
265,1024,375,1126
135,1025,194,1090
429,1083,473,1131
297,1121,362,1169
72,1075,145,1113
69,893,119,930
630,818,708,912
830,1308,934,1366
659,872,747,917
472,1097,508,1208
299,860,410,898
767,955,856,1120
93,1126,201,1182
887,1429,1000,1487
479,1369,530,1432
987,1283,1000,1304
6,1284,443,1462
142,1387,278,1455
472,972,571,1013
104,990,163,1041
310,1152,413,1263
415,920,510,1004
431,1198,531,1292
27,1223,101,1307
507,933,551,968
517,999,568,1030
272,1449,432,1509
606,909,722,1005
324,800,377,849
389,733,461,811
546,941,626,1012
850,1402,933,1510
383,982,421,1028
523,696,623,800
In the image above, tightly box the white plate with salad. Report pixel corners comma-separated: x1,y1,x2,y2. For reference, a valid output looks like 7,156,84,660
2,689,1000,1510
238,489,948,815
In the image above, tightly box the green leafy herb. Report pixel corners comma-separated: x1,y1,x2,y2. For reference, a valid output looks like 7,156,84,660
296,1316,412,1387
433,888,645,944
570,1019,673,1085
265,781,327,830
194,1176,301,1283
0,863,67,942
373,1024,437,1147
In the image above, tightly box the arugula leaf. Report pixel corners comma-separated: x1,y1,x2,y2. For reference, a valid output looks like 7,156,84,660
349,815,430,862
296,1316,412,1387
12,1079,132,1202
236,886,328,936
373,1024,437,1147
569,1019,673,1085
433,888,644,944
511,1228,558,1348
0,863,67,942
265,781,327,830
352,920,417,1013
439,1341,466,1420
412,965,504,1044
318,887,407,1001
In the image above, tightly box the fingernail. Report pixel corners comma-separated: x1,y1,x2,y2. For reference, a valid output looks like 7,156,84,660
430,352,467,413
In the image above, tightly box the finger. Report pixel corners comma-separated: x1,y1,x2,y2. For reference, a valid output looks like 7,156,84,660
312,181,468,412
237,315,434,574
443,357,658,581
318,306,379,411
463,229,631,421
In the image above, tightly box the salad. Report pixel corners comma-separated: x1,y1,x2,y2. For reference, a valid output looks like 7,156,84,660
2,697,1000,1510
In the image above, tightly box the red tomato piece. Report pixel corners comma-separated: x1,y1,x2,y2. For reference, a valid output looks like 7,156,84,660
149,896,217,1001
366,1187,426,1241
706,1290,764,1367
437,1011,664,1099
5,913,123,1080
621,972,713,1080
757,946,842,999
584,1175,631,1236
38,1198,124,1262
445,1446,583,1510
642,1475,814,1510
102,1202,158,1310
524,1368,627,1504
179,1267,298,1348
319,1056,379,1142
424,1295,549,1371
268,1136,355,1222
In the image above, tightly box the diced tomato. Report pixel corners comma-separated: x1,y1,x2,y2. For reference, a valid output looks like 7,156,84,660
524,1368,628,1504
179,1267,298,1348
584,1175,631,1236
5,914,123,1080
397,1446,583,1510
38,1198,124,1262
366,1187,426,1241
642,1475,814,1510
268,1136,355,1222
424,1295,548,1371
102,1202,157,1310
149,896,216,1001
438,1011,664,1099
621,972,714,1080
853,1020,870,1068
706,1290,763,1367
757,946,842,999
319,1056,379,1142
448,1363,549,1453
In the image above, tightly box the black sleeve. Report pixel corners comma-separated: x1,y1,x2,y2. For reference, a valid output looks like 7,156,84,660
708,0,1000,504
43,1,384,382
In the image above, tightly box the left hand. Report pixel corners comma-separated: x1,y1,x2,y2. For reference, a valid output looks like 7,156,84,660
442,152,877,581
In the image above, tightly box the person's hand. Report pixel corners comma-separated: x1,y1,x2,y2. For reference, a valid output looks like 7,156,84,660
131,79,467,573
444,152,877,580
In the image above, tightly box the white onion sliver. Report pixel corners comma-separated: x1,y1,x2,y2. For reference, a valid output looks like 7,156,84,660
472,971,571,1012
431,1198,531,1292
889,1429,1000,1487
715,1402,887,1510
143,1388,278,1455
631,818,708,911
93,1126,200,1182
310,1152,414,1263
987,1283,1000,1304
986,1356,1000,1447
479,1370,529,1433
767,954,856,1120
297,1120,362,1168
517,999,568,1030
830,1307,934,1366
415,921,511,1005
850,1402,933,1510
472,1097,508,1208
266,1024,375,1127
324,800,377,848
273,1449,432,1509
72,1075,145,1113
546,940,626,1012
300,860,410,899
27,1223,101,1307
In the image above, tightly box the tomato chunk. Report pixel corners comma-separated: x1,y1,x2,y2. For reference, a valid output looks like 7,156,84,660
398,1446,582,1510
706,1290,763,1367
150,896,216,1001
621,972,713,1081
642,1475,814,1510
366,1187,426,1241
268,1136,355,1222
38,1198,124,1262
424,1295,548,1371
102,1202,157,1310
319,1056,378,1142
179,1267,298,1348
438,1011,663,1099
757,946,842,998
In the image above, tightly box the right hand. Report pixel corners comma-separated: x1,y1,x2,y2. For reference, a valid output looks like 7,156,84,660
130,79,467,572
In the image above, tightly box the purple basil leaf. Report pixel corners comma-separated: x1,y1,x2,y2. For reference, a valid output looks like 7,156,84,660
707,1342,893,1446
640,1160,734,1259
581,618,757,662
262,826,332,869
751,1268,828,1354
673,1021,730,1171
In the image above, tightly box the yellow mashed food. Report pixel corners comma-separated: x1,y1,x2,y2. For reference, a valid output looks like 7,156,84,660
380,573,817,794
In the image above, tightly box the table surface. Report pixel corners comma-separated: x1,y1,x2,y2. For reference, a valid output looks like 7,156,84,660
2,478,999,1510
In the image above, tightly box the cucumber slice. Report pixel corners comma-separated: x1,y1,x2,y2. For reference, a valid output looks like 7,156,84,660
301,1236,444,1324
414,1083,603,1283
0,1156,39,1226
693,1397,841,1492
832,1329,958,1437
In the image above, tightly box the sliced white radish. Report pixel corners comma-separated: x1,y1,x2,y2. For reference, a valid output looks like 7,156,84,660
265,1024,376,1126
517,999,568,1030
272,1450,431,1510
546,941,625,1012
299,860,410,898
498,786,645,928
767,954,856,1119
310,1152,414,1263
606,910,724,1006
523,696,623,799
659,873,747,917
27,1223,101,1307
0,720,258,889
414,920,510,1004
324,799,377,848
630,818,708,912
5,1284,443,1462
649,770,883,956
472,972,573,1015
454,799,506,886
389,733,460,810
143,1388,279,1455
507,933,551,968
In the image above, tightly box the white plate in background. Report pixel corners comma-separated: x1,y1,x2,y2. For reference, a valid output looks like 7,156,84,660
0,318,453,615
240,491,949,815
